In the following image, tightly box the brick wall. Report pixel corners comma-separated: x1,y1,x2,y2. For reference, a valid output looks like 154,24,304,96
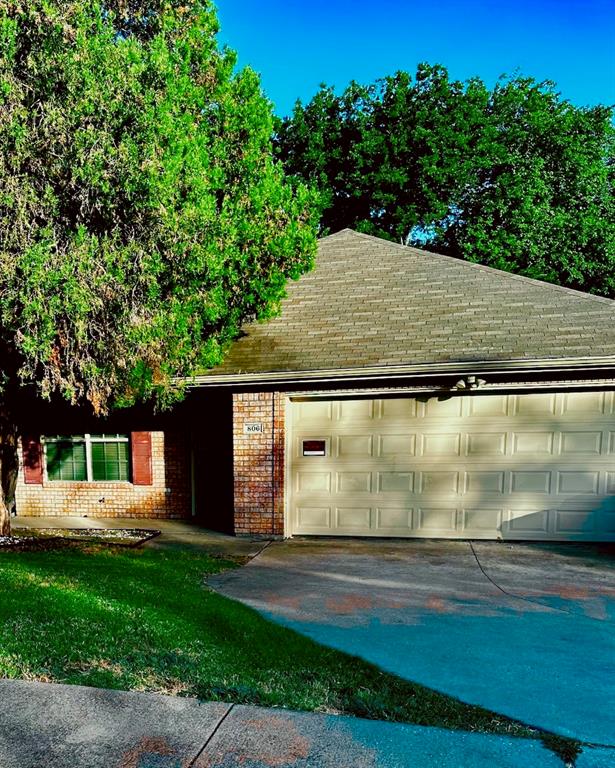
15,431,192,519
232,392,285,536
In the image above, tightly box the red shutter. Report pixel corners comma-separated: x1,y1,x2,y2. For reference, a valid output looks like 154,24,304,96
131,432,153,485
22,436,43,484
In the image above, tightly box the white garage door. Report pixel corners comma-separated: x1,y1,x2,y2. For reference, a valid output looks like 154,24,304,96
288,391,615,540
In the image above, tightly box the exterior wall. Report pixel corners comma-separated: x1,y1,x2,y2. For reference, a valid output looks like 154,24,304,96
15,431,192,519
232,392,285,536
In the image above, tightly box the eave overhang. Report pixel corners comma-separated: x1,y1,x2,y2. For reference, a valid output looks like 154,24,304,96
186,356,615,389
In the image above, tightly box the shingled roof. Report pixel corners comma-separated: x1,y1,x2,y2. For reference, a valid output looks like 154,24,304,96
196,229,615,384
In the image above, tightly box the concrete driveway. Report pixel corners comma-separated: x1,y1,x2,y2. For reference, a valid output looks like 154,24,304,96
208,539,615,747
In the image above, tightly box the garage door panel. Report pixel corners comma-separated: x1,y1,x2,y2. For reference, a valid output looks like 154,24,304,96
467,432,507,455
338,399,374,421
297,472,331,492
297,507,331,529
469,395,508,417
296,401,333,422
378,472,414,492
421,471,460,494
506,510,550,534
511,471,552,494
555,510,595,534
563,391,606,414
512,432,555,455
336,507,371,529
290,393,615,540
600,511,615,533
379,434,416,456
375,507,413,529
422,433,461,456
417,508,457,532
557,471,600,495
462,508,503,531
561,432,602,455
381,399,418,419
515,393,557,415
337,471,372,493
338,435,373,457
466,471,505,494
425,397,463,417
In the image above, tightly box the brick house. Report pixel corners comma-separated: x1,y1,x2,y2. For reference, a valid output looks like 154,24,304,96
16,230,615,541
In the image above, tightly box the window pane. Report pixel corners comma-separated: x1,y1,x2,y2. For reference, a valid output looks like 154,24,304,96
118,442,129,481
91,440,130,481
108,443,120,461
46,440,87,481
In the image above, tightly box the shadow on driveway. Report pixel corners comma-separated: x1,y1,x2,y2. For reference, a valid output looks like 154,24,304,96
207,539,615,745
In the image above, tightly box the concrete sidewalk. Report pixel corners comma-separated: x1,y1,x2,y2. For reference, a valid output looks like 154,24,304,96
0,680,567,768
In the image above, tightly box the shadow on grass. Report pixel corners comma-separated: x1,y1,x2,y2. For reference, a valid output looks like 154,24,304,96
0,546,579,763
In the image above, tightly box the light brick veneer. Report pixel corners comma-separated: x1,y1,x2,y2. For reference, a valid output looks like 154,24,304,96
15,431,191,519
232,392,285,536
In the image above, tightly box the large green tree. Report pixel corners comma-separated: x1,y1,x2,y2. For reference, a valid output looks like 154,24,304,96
441,76,615,295
0,0,317,534
275,64,615,296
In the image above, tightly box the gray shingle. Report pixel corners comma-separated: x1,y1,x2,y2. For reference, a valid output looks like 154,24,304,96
200,229,615,379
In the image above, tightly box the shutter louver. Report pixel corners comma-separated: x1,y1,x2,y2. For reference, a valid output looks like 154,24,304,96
22,436,44,484
131,432,153,485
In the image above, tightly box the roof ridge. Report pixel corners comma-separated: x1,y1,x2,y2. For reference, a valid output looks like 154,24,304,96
330,229,615,307
317,228,356,242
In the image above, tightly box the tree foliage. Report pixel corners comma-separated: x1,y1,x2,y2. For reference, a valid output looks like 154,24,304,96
0,0,317,531
275,64,615,297
0,0,316,412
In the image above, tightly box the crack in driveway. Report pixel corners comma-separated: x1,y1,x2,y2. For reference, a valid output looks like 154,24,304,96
209,539,615,747
468,541,615,625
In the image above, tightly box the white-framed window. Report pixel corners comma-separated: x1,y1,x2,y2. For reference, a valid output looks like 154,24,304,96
43,434,130,482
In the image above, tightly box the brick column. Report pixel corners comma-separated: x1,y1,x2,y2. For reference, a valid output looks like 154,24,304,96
232,392,285,537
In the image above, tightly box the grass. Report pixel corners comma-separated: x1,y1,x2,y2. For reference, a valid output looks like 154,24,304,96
0,544,579,761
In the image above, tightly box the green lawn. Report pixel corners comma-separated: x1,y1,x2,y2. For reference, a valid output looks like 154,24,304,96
0,544,576,759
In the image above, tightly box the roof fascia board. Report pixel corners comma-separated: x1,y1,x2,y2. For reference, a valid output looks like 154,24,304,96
288,380,615,400
187,356,615,388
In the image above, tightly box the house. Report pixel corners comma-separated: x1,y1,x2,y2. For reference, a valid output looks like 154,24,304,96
16,229,615,541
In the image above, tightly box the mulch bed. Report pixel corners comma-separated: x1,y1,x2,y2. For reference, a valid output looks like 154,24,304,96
0,528,160,551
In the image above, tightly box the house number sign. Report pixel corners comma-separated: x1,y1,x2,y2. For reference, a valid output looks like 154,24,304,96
243,422,264,435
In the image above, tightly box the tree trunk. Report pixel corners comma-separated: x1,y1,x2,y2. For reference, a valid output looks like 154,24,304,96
0,402,19,537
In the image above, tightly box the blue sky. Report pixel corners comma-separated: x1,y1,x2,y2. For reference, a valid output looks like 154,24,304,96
216,0,615,116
